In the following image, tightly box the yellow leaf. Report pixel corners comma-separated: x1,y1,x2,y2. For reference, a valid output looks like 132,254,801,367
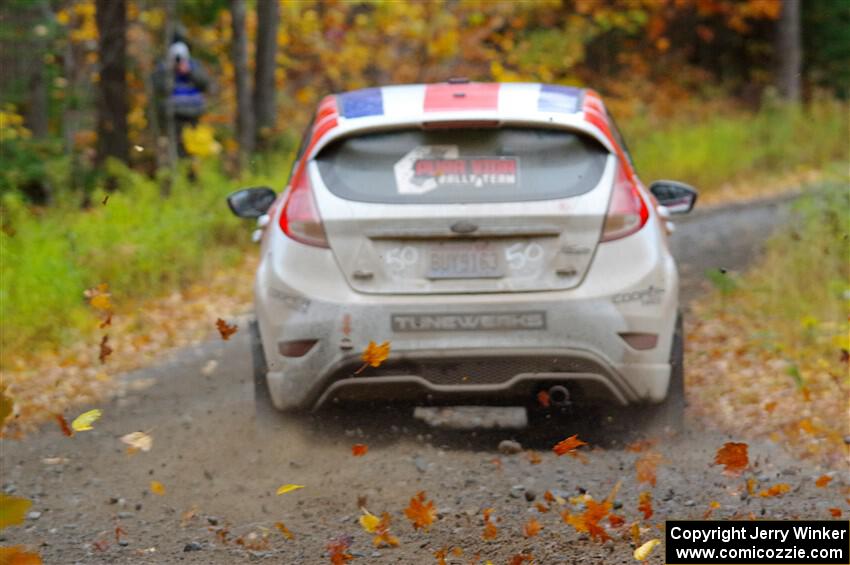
276,484,304,495
150,480,166,496
120,431,153,453
634,538,661,561
0,494,32,530
359,509,381,533
182,124,221,158
274,521,294,540
71,409,102,432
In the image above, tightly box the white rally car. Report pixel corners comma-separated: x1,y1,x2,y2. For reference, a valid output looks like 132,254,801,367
227,81,697,426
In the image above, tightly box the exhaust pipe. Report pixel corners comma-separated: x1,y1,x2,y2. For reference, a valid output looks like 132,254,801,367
548,385,571,406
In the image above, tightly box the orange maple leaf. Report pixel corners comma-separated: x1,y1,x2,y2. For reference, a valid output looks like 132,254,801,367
361,340,390,368
54,414,73,437
327,536,353,564
714,442,748,475
635,450,664,487
815,475,832,488
482,508,498,540
552,434,588,458
829,508,842,518
523,518,542,538
625,439,657,453
274,521,294,540
608,514,625,527
351,443,368,457
534,502,550,513
0,546,43,564
638,491,653,520
510,554,534,565
758,483,791,498
561,481,620,542
536,390,550,407
372,512,399,548
404,491,436,530
215,318,238,340
526,450,542,465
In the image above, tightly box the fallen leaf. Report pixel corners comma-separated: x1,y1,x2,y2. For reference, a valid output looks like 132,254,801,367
0,546,43,564
536,390,550,408
482,508,498,540
215,318,238,340
526,450,542,465
561,482,620,542
180,506,198,527
746,477,757,495
115,525,126,544
361,340,390,368
534,502,550,513
274,521,294,540
356,495,368,509
54,414,73,437
351,443,368,457
552,434,588,458
829,508,842,518
86,283,112,312
758,483,790,498
635,451,664,487
0,494,32,529
150,481,166,496
763,401,777,413
634,538,661,561
815,475,832,488
102,194,109,205
703,501,720,519
404,491,436,530
371,512,399,548
609,514,625,527
638,491,653,520
523,518,542,538
0,387,13,427
276,484,305,495
359,509,381,533
121,431,153,454
99,312,112,329
625,439,657,453
630,522,641,545
327,535,353,564
798,419,817,434
71,409,102,432
92,539,109,552
714,442,748,475
99,335,113,364
509,554,533,565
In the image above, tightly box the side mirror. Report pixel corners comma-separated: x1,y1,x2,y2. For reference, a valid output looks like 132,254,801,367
649,180,698,215
226,186,276,218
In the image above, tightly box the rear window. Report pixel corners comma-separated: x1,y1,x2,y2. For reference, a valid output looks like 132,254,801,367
314,127,609,204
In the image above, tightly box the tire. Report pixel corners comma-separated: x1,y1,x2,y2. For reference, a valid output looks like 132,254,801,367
645,312,685,431
249,320,276,417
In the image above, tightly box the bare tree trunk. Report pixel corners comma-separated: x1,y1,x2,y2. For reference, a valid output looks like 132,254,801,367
230,0,255,168
253,0,279,150
26,0,50,139
95,0,129,165
162,0,178,180
777,0,802,102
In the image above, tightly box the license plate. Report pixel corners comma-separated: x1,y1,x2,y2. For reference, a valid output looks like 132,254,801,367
426,245,503,279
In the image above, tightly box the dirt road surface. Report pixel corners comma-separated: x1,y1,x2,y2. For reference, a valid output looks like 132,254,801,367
3,194,844,564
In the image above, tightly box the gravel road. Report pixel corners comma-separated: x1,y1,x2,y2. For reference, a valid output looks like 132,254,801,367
3,194,844,564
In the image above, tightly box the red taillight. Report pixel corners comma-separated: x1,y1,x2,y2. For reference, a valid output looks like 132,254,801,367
600,165,649,242
279,165,329,248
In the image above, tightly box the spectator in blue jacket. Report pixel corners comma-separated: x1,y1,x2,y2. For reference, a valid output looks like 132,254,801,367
153,41,210,157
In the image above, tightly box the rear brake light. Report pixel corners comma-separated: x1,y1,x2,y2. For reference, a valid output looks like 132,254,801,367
600,164,649,242
279,165,329,248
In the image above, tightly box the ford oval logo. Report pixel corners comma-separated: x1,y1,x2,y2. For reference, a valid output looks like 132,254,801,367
450,221,478,234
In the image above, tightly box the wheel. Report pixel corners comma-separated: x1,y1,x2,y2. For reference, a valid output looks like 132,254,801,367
644,312,685,431
249,320,276,416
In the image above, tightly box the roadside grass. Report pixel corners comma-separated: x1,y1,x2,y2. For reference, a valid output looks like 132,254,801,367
686,175,850,469
623,97,849,193
0,159,286,368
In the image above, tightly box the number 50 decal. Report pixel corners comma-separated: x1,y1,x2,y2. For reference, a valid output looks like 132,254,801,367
385,246,419,270
505,242,544,270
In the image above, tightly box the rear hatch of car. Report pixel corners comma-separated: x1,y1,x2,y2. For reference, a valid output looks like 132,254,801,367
310,126,615,294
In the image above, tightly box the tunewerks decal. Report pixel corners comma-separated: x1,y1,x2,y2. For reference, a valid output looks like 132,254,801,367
392,312,546,332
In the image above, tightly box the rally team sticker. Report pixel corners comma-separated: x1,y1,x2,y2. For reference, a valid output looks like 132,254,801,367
393,145,519,195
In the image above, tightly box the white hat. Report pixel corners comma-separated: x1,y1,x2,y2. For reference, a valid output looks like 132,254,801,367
168,41,190,64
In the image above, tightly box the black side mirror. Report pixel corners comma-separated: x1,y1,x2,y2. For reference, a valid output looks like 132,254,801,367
226,186,276,218
649,180,698,215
